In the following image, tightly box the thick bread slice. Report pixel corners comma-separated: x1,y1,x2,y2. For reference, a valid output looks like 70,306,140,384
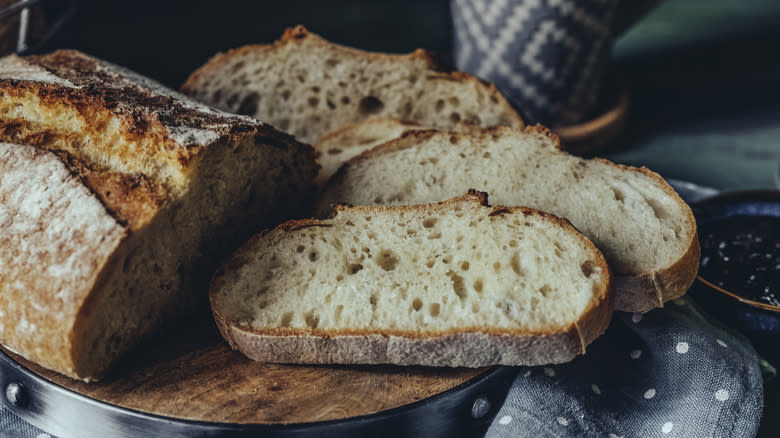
211,191,613,367
0,50,317,380
319,126,699,313
181,25,523,144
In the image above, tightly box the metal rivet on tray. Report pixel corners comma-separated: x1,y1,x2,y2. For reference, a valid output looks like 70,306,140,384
6,382,27,407
471,396,491,419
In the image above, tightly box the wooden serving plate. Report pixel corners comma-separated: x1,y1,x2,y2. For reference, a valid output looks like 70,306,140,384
0,317,515,437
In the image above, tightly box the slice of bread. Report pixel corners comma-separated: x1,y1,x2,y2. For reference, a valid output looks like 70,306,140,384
319,126,700,313
314,117,425,186
211,191,613,367
181,25,523,144
0,50,317,380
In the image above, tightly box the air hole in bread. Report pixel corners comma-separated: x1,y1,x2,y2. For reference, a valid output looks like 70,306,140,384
340,96,351,105
460,261,470,271
281,312,293,327
236,92,260,116
539,284,552,297
309,251,319,262
471,302,480,313
449,135,459,145
645,198,668,219
465,114,481,125
581,260,597,277
230,61,245,73
423,218,437,228
448,97,460,107
281,90,291,101
425,259,435,269
447,271,467,300
347,263,363,275
473,279,484,293
327,99,336,110
435,99,445,112
297,75,306,83
358,96,384,115
325,58,340,68
327,148,342,155
429,302,440,317
308,97,319,108
412,298,423,311
401,101,413,118
374,195,384,203
304,310,319,329
370,294,378,308
510,253,524,276
493,261,501,273
336,274,344,281
377,250,399,271
428,231,442,239
483,151,491,158
296,245,305,253
612,188,624,202
450,112,461,124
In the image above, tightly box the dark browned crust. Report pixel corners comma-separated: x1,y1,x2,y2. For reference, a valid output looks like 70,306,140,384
180,25,524,129
12,51,255,149
210,192,614,366
320,125,698,312
0,50,319,230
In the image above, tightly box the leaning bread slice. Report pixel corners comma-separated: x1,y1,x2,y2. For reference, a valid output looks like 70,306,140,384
181,25,523,144
211,191,613,367
314,117,424,186
0,50,317,380
319,126,699,313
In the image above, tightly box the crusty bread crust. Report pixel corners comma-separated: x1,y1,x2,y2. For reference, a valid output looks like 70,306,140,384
211,191,614,366
321,125,698,313
0,50,318,380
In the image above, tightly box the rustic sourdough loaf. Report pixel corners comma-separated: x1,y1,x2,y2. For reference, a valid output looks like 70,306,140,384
319,125,699,313
0,50,317,380
211,191,613,367
180,25,523,144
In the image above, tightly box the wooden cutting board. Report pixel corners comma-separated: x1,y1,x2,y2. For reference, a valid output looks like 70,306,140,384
6,318,486,425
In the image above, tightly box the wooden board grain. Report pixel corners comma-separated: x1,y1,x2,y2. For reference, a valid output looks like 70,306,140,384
6,318,486,425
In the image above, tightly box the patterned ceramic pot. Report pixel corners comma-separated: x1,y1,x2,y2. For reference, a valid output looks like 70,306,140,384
452,0,655,126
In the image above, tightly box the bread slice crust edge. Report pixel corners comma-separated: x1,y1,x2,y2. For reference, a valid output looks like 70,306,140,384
210,191,615,367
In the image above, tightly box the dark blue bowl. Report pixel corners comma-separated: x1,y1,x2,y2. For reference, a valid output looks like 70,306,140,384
689,191,780,340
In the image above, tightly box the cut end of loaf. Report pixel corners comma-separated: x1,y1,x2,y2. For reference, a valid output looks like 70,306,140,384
211,193,613,367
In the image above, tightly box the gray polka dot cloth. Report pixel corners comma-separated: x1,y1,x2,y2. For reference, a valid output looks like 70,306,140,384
486,299,764,438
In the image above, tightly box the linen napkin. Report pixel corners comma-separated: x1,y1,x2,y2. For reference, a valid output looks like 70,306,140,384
486,299,764,438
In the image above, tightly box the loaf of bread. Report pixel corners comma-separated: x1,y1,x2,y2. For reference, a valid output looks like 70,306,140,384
180,25,523,144
211,191,613,367
0,50,317,380
319,125,699,313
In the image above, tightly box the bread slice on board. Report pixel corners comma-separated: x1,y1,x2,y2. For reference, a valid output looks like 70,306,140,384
319,126,700,313
180,25,523,144
211,191,613,367
0,50,317,380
